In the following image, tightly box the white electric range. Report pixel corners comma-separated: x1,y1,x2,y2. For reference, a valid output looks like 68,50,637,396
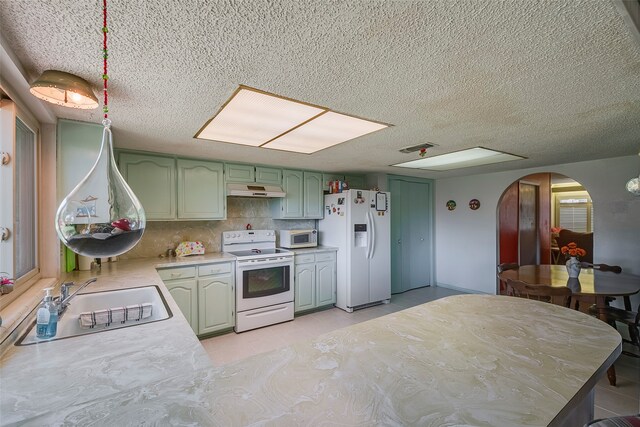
222,230,294,332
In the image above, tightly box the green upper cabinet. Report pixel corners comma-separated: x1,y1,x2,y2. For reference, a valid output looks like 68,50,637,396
118,152,177,220
276,169,304,218
255,166,282,185
225,163,282,185
303,171,323,218
177,159,225,220
272,170,323,219
58,120,103,199
119,151,225,220
225,163,255,183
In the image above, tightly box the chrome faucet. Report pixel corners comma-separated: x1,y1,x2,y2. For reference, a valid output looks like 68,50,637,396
58,278,97,316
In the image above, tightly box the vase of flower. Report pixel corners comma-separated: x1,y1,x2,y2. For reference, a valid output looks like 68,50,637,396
561,242,587,278
566,257,581,278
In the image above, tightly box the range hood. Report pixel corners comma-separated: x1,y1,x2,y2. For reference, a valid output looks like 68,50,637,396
227,183,286,198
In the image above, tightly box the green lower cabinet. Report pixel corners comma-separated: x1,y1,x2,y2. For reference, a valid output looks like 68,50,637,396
294,263,315,312
198,274,234,335
165,278,198,334
316,260,336,306
158,261,234,336
294,251,337,313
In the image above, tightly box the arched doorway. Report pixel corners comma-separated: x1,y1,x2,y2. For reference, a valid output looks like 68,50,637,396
496,173,594,294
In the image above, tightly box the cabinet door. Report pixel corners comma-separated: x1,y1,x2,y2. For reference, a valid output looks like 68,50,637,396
225,163,255,183
280,169,304,218
165,278,198,334
316,260,336,306
198,275,234,334
177,159,225,219
255,167,282,185
119,152,176,220
303,172,323,219
294,263,315,312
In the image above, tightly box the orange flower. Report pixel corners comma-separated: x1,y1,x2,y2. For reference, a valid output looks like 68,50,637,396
560,242,587,260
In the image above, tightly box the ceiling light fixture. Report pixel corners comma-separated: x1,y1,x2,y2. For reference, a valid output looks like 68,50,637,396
29,70,98,109
195,86,390,154
393,147,525,171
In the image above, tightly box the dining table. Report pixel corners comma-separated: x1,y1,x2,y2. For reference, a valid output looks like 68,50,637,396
498,264,640,387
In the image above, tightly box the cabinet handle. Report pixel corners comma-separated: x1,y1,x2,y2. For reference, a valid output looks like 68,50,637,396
171,273,183,278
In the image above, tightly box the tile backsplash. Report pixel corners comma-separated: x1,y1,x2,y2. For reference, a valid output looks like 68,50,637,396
119,197,315,259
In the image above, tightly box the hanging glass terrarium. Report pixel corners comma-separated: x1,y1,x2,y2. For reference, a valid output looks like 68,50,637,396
54,0,145,258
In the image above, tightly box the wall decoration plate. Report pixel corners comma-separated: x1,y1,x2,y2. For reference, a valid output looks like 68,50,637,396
469,199,481,210
446,200,456,211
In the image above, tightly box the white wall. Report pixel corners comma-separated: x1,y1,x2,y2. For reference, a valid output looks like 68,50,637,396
434,155,640,295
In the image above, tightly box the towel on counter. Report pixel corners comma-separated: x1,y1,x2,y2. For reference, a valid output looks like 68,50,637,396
79,303,153,328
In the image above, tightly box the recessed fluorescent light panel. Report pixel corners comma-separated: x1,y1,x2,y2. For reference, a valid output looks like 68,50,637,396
264,111,388,154
195,86,390,153
393,147,525,171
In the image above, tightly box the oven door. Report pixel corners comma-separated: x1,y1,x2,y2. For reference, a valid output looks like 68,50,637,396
236,258,294,312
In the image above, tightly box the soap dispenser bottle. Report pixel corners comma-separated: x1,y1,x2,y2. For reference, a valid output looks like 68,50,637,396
36,287,58,339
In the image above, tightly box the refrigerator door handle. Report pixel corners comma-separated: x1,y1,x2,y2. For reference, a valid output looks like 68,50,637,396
365,211,371,259
370,211,376,259
367,211,376,259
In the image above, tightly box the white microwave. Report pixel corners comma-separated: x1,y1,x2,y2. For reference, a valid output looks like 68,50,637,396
279,229,318,249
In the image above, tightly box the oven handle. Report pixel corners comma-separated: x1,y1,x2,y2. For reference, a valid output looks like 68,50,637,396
236,258,294,269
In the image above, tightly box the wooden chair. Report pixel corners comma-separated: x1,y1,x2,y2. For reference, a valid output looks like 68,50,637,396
497,263,519,295
506,279,572,308
589,302,640,358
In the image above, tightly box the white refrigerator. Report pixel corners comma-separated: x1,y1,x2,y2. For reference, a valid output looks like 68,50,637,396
318,189,391,312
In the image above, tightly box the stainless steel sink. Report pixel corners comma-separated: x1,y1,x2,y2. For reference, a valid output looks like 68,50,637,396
16,285,172,345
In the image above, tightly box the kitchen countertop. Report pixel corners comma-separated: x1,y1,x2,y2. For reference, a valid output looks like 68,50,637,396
285,245,338,254
1,256,621,426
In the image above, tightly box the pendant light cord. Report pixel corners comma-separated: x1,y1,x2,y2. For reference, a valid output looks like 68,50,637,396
102,0,109,124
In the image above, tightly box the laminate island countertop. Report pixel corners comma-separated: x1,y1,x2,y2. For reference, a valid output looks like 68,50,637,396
1,258,621,426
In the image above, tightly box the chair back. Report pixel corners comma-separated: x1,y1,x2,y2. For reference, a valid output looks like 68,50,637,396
506,279,572,307
497,263,519,295
497,263,519,274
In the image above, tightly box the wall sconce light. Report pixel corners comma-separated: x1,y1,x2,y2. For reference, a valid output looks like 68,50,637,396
626,152,640,196
29,70,98,109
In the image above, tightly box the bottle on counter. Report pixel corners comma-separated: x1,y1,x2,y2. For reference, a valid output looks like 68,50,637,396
36,287,58,339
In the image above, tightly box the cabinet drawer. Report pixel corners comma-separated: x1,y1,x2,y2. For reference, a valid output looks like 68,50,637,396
198,262,232,277
295,254,315,264
315,252,336,262
157,266,196,281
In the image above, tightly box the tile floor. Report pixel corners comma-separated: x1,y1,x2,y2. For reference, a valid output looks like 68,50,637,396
200,286,640,419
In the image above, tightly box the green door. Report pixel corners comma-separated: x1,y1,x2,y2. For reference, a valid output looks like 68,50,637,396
390,177,433,294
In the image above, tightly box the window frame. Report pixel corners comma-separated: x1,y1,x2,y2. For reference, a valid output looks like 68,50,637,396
0,99,41,308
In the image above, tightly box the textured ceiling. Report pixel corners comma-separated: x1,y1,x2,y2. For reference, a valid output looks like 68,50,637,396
1,0,639,178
